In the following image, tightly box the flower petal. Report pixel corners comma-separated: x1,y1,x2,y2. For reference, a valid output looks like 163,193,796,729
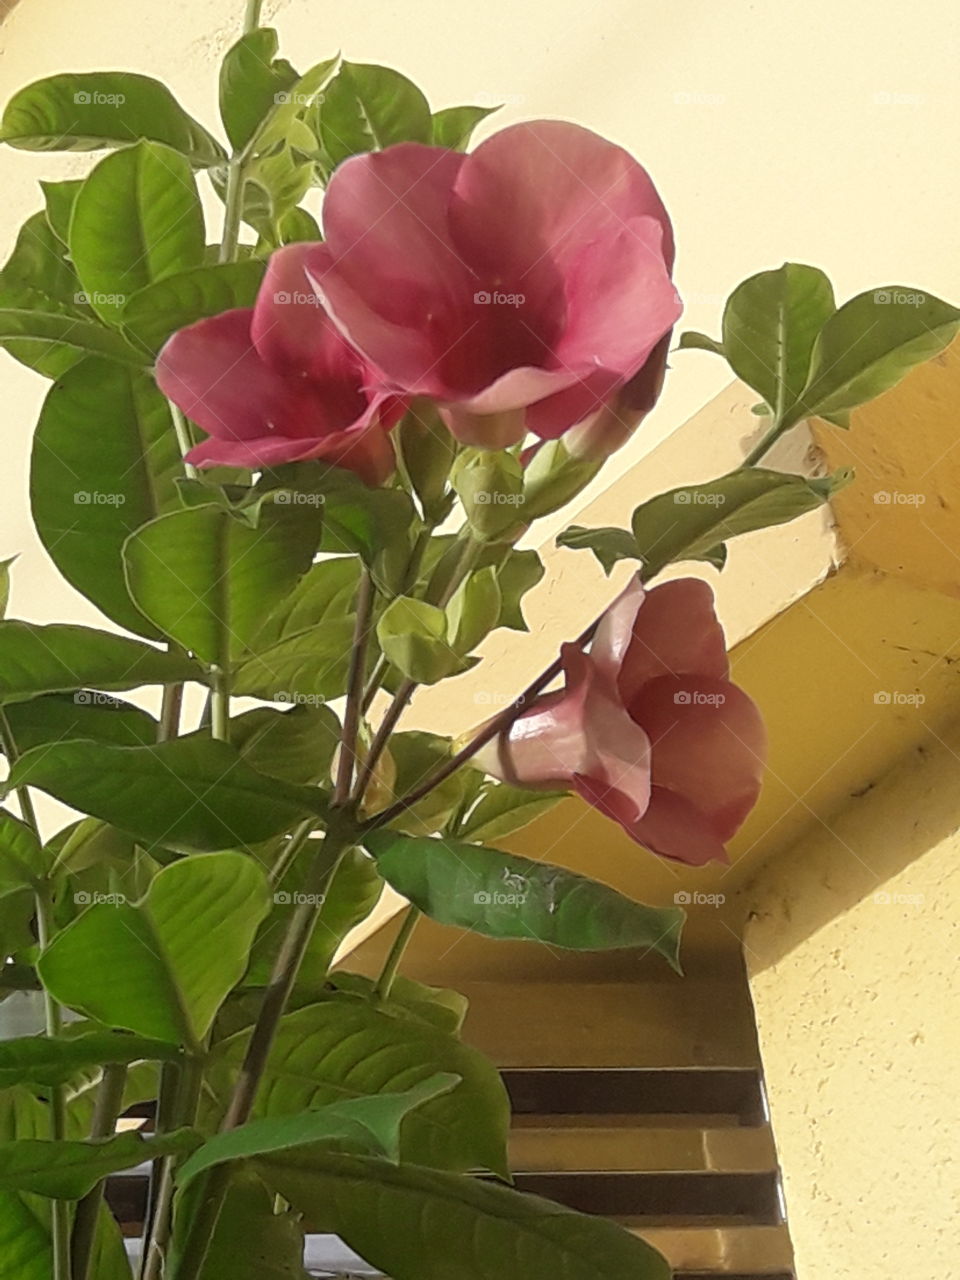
626,787,730,866
186,416,396,486
628,673,767,842
617,579,731,703
309,145,473,394
156,309,290,442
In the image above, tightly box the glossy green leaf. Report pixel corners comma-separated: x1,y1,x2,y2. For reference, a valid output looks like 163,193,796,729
264,1152,672,1280
329,972,468,1036
431,104,499,149
382,732,479,838
245,845,382,990
0,72,225,166
232,621,356,704
0,211,89,378
557,466,850,580
3,692,156,753
677,329,724,355
38,853,271,1045
0,1196,130,1280
69,141,205,324
0,1129,198,1198
220,28,298,151
179,1075,458,1186
788,286,960,424
365,832,683,969
9,737,324,854
377,597,468,685
0,809,47,891
230,704,340,786
721,263,835,415
121,259,264,352
0,308,146,365
446,567,501,654
124,503,322,665
493,549,544,631
210,999,509,1175
0,1030,181,1089
246,556,361,653
554,525,640,575
40,179,83,245
317,62,432,172
459,783,568,844
31,359,183,635
0,622,199,704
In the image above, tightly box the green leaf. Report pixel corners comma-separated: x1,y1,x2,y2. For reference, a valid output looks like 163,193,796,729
493,549,544,631
629,466,851,579
123,503,322,666
0,809,48,891
3,692,156,754
677,329,724,355
170,1167,308,1280
721,263,836,415
0,308,146,365
557,467,850,580
0,622,199,704
365,832,684,969
232,622,356,704
69,141,205,325
451,450,525,542
31,359,183,635
788,286,960,424
554,525,640,575
263,1152,672,1280
317,62,432,172
0,1196,130,1280
245,846,381,990
459,783,568,844
220,28,299,151
0,72,225,167
0,1030,181,1088
38,853,271,1045
377,597,468,685
395,402,457,521
230,704,340,786
246,556,361,653
179,1075,459,1186
446,567,501,654
9,737,324,854
0,211,89,378
40,179,83,245
431,104,499,150
0,1129,198,1198
381,732,478,837
210,999,510,1176
121,259,265,352
329,972,468,1036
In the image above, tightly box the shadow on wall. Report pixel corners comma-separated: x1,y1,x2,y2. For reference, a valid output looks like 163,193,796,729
740,714,960,972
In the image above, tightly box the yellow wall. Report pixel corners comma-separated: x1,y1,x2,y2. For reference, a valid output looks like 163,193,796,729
743,723,960,1278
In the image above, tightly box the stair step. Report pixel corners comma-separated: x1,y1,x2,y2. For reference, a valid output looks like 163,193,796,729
631,1223,793,1274
499,1171,782,1224
502,1067,767,1124
509,1123,777,1173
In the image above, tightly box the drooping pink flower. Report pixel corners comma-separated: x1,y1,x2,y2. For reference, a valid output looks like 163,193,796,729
155,245,403,485
301,121,682,450
478,577,766,865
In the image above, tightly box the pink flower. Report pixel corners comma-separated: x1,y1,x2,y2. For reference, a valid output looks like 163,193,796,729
155,245,403,485
302,121,682,450
478,577,766,866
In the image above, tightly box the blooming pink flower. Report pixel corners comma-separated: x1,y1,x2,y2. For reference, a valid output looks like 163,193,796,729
478,577,766,865
155,245,403,485
302,121,682,450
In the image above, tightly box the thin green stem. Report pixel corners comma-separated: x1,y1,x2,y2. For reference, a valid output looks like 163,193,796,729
141,1057,204,1280
169,404,198,478
742,409,802,467
333,568,374,805
244,0,264,28
374,905,421,1001
268,818,316,888
210,666,230,743
158,679,184,743
71,1064,127,1280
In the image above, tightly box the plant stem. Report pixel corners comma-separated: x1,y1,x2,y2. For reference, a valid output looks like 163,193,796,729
210,666,230,742
244,0,264,28
169,404,198,478
36,890,71,1280
268,817,316,888
158,679,184,743
366,611,603,830
71,1064,127,1280
141,1057,204,1280
174,570,376,1280
374,905,421,1001
742,409,802,466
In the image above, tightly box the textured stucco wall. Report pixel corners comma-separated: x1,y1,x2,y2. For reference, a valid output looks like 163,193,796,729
745,727,960,1279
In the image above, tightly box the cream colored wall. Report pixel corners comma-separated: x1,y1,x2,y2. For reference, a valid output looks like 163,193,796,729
744,725,960,1279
